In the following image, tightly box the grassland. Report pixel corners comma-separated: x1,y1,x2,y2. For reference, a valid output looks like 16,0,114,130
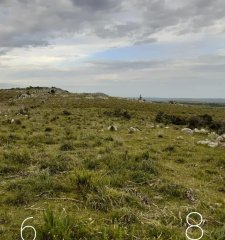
0,87,225,240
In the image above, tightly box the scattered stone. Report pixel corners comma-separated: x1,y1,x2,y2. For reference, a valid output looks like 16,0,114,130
164,126,170,129
128,127,140,133
108,125,118,131
194,128,200,133
197,140,211,145
181,128,193,135
197,139,219,148
11,119,15,124
176,136,184,140
186,188,196,202
194,128,209,134
216,136,224,142
208,142,219,148
199,128,209,134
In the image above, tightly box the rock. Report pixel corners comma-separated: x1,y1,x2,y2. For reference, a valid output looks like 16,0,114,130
128,127,140,133
176,136,184,140
199,128,209,134
197,139,219,148
194,128,209,134
11,119,15,124
194,128,200,133
164,126,170,129
186,188,196,202
197,140,211,145
108,125,118,131
216,136,224,142
181,128,193,135
221,134,225,139
208,142,218,148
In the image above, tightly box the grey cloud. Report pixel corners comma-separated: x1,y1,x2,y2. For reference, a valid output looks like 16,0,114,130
1,0,225,49
71,0,119,11
88,60,169,71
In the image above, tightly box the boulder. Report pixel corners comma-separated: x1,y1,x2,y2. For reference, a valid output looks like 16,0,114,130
197,139,220,148
176,136,184,140
194,128,209,134
216,136,224,142
181,128,193,135
199,128,209,134
194,128,200,133
208,142,219,148
197,140,211,145
128,127,140,133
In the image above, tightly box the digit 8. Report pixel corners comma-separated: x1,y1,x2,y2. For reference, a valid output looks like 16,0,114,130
185,212,204,240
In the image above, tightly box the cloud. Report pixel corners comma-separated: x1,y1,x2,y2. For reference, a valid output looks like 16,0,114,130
1,53,225,97
71,0,119,11
1,0,225,49
0,0,225,97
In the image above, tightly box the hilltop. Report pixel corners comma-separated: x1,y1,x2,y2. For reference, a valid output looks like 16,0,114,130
0,88,225,239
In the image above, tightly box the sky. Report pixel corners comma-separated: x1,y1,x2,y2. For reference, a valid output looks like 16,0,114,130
0,0,225,98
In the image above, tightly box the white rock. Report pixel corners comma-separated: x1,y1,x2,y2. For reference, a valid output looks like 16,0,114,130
199,128,209,134
216,136,224,142
181,128,194,135
164,126,170,129
194,128,200,133
177,136,184,140
11,119,15,124
197,140,211,145
128,127,140,133
208,142,218,148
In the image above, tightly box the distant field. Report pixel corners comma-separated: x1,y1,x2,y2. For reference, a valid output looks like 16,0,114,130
145,97,225,104
0,88,225,240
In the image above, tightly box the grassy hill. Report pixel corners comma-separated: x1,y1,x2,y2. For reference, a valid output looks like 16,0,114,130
0,88,225,239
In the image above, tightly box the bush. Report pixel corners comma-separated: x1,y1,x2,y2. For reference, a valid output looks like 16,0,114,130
155,112,186,125
62,110,71,116
188,114,213,129
60,142,74,151
104,109,131,120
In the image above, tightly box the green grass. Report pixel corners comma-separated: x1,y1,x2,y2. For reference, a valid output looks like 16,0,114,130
0,88,225,239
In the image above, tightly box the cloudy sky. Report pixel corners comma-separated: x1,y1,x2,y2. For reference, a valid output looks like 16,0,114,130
0,0,225,97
